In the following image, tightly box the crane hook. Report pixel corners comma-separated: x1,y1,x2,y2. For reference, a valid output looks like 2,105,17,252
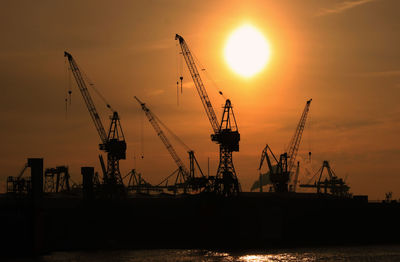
68,90,72,105
176,81,179,106
179,76,183,93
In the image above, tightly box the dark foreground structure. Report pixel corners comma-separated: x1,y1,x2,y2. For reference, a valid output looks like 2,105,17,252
1,158,400,257
1,190,400,256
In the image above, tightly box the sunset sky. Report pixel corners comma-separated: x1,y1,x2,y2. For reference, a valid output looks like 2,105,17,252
1,0,399,199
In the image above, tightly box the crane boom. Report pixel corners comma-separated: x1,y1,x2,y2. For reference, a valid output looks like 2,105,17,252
286,99,312,174
64,52,108,143
134,96,189,178
175,34,220,133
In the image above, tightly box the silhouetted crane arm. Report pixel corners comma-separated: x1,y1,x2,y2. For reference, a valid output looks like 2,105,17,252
286,99,312,174
175,34,220,133
134,96,189,177
64,51,108,144
259,144,278,174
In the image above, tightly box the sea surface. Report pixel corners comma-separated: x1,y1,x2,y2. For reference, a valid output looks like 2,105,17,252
7,245,400,262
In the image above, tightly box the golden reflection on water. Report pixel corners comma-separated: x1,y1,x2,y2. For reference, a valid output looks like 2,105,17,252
35,245,400,262
237,253,315,262
239,254,270,261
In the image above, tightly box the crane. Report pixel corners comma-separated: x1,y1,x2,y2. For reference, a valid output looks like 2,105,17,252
300,160,350,197
251,99,311,192
253,144,290,192
135,96,189,186
134,96,206,192
6,163,30,194
286,99,312,180
175,34,240,196
64,52,126,193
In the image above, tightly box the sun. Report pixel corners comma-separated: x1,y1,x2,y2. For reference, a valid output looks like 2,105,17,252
224,24,271,78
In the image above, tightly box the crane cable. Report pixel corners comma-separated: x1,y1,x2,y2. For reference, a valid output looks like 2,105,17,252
175,43,183,106
64,55,114,115
177,39,227,104
190,47,227,101
64,59,72,119
80,67,114,112
140,109,144,159
152,113,191,152
307,107,313,164
66,55,114,112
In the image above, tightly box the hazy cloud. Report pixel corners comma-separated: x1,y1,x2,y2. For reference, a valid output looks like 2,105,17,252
364,70,400,77
181,81,195,89
350,70,400,77
144,38,173,51
312,117,382,131
317,0,376,16
147,89,165,96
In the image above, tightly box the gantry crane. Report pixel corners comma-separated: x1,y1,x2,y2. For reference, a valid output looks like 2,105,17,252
7,163,30,194
300,160,350,197
134,96,206,192
175,34,240,196
64,52,126,194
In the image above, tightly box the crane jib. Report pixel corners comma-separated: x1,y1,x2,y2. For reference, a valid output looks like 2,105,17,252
175,35,220,134
134,97,190,179
66,58,108,143
286,99,312,174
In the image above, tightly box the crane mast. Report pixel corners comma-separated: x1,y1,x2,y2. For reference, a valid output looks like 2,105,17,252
286,99,312,177
175,34,240,196
64,52,126,191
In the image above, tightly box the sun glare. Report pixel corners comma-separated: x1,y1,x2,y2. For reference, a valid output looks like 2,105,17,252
224,24,270,78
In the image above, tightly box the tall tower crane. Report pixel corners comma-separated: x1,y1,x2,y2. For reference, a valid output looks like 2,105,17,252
175,34,240,196
64,52,126,192
134,96,206,192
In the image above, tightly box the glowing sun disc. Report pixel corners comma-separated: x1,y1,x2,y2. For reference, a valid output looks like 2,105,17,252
224,25,270,78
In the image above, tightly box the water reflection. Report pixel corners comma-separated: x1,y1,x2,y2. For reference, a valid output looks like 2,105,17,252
237,253,316,262
10,245,400,262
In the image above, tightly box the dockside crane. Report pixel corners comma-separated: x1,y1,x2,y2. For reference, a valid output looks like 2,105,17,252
64,52,126,194
286,99,312,178
134,96,206,192
175,34,240,196
7,163,30,194
300,160,350,197
257,145,289,192
251,99,311,192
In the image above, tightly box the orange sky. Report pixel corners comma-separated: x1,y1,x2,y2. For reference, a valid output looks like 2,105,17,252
1,0,399,199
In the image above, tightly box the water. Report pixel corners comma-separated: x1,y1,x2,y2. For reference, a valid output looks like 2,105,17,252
7,245,400,262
